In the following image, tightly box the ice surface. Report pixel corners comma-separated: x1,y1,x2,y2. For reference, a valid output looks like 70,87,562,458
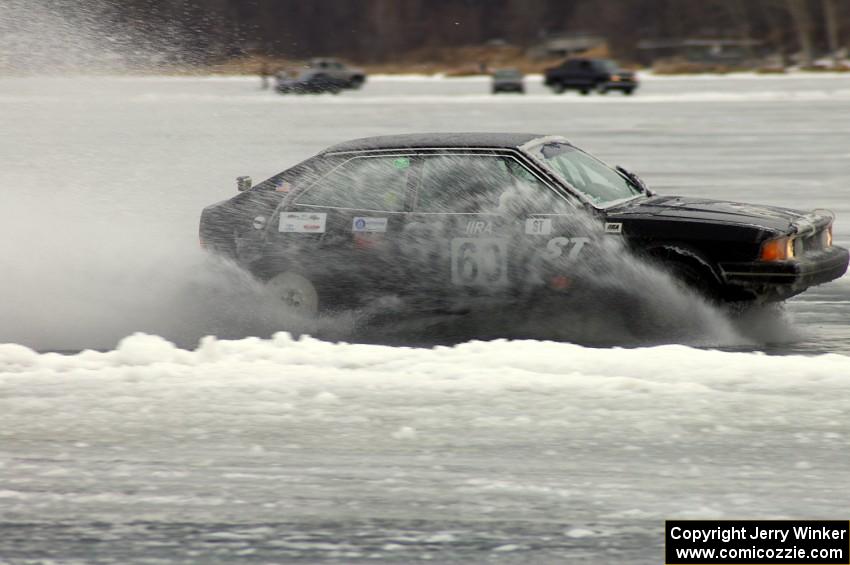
1,334,850,562
2,73,850,562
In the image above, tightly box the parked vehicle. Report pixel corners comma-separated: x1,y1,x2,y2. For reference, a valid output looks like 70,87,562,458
544,58,638,95
491,68,525,94
275,58,366,94
200,133,847,318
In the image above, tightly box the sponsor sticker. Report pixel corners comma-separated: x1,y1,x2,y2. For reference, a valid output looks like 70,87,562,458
464,219,493,235
279,212,326,233
352,216,388,233
605,222,623,234
525,218,552,235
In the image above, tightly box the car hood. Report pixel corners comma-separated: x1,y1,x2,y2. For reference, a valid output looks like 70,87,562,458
608,195,819,234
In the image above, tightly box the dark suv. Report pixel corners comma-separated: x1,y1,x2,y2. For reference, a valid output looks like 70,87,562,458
544,58,638,95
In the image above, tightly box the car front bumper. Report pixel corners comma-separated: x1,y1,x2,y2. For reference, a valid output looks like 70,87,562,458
719,245,849,299
493,84,524,91
602,80,637,90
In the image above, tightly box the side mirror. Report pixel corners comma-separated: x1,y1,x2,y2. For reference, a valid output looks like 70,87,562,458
616,166,654,196
237,176,252,192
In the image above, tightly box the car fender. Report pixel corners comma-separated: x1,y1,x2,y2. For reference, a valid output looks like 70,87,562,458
643,242,724,286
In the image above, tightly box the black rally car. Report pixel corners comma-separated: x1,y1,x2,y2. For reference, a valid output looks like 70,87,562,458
200,133,847,316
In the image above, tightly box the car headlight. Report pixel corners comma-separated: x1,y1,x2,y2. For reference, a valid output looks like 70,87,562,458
759,236,795,261
823,224,833,248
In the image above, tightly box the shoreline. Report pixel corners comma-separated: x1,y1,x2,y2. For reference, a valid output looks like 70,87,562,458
3,70,850,81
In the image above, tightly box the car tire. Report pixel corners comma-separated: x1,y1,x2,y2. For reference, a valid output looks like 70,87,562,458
266,271,319,317
551,83,565,94
663,260,720,302
579,89,590,95
624,88,635,95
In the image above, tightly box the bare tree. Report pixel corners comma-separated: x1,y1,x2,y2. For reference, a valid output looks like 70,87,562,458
786,0,815,65
822,0,841,64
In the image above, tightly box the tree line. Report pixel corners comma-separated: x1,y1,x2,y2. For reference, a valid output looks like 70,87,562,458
91,0,850,65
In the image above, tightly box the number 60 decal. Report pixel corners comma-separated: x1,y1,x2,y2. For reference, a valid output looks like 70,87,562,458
450,238,508,286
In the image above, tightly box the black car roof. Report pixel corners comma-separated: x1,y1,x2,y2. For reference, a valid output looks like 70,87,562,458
321,132,545,154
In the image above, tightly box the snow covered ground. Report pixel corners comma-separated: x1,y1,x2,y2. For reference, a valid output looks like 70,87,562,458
1,74,850,563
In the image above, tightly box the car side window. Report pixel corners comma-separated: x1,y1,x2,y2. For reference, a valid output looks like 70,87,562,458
415,155,568,214
295,155,410,212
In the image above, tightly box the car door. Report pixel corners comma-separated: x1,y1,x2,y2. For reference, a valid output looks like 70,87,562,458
399,152,586,312
575,60,597,88
264,153,415,308
329,61,346,85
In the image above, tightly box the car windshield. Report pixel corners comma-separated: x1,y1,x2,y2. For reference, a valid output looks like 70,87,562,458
529,142,642,206
598,60,621,73
494,69,520,78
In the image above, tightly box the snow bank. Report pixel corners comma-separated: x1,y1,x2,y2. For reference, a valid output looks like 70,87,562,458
3,333,848,395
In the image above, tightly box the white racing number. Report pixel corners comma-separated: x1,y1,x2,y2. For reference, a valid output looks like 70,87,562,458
541,237,590,261
450,238,508,286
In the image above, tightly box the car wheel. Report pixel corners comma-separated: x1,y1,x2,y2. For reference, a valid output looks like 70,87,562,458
663,260,720,302
551,83,565,94
624,88,635,95
266,271,319,317
579,89,590,95
349,77,364,89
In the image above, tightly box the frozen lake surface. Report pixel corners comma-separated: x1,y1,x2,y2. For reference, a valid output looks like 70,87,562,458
1,74,850,563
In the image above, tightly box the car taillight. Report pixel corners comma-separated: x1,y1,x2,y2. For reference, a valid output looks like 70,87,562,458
759,236,794,261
